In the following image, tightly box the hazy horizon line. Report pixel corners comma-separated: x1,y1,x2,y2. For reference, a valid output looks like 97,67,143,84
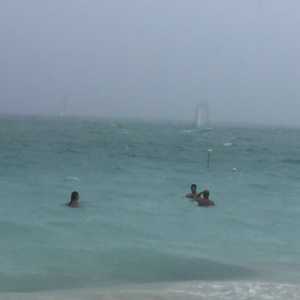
0,112,299,130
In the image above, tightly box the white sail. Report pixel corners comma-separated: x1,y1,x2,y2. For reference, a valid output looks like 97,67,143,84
195,103,209,128
195,105,202,128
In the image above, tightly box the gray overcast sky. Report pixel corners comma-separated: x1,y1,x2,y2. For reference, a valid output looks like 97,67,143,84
0,1,300,125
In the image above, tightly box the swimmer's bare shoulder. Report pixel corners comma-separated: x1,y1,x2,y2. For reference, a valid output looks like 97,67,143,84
185,193,198,201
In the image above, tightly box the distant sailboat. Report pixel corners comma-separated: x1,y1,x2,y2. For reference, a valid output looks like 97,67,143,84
195,103,209,128
195,105,203,128
60,97,68,118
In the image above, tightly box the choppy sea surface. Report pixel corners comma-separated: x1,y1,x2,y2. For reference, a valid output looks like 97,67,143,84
0,116,300,299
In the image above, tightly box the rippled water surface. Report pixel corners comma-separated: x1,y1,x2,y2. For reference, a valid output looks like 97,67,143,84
0,116,299,298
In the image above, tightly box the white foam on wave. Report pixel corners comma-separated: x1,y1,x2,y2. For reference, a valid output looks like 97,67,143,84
64,176,80,182
180,129,194,134
1,281,300,300
224,142,233,147
166,281,300,300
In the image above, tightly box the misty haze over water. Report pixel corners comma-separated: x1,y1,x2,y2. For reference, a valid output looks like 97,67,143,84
1,1,300,126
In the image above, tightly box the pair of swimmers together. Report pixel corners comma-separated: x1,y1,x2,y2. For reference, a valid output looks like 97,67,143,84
186,184,215,207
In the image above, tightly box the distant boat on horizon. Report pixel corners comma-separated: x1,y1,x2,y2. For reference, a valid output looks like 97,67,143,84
59,97,68,118
195,102,210,129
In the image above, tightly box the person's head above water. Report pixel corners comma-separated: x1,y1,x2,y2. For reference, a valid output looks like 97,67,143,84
202,190,210,199
191,184,197,194
68,191,80,207
71,191,79,201
196,189,215,206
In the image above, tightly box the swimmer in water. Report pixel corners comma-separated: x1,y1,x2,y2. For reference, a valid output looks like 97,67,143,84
185,184,199,199
196,190,215,207
67,191,80,208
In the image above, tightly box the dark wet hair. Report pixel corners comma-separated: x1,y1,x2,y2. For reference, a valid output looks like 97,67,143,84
191,184,197,189
203,190,210,198
70,191,79,203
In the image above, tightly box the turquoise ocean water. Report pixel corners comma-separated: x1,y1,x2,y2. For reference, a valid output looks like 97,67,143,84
0,116,300,299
